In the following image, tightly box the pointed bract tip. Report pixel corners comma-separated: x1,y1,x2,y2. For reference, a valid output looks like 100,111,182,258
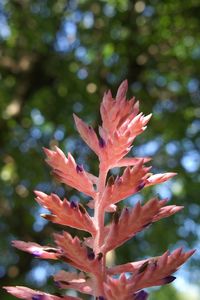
34,190,46,197
73,113,78,120
73,113,80,125
42,147,52,156
116,80,128,100
185,248,196,258
41,214,56,221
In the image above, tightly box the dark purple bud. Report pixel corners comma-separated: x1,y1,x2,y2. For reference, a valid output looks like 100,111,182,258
125,207,129,213
99,137,106,148
136,182,146,192
32,250,41,257
87,248,95,260
76,164,83,173
98,297,106,300
162,275,176,285
32,295,44,300
70,200,77,209
134,290,148,300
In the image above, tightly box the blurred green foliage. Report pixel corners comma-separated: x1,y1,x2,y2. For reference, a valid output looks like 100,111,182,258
0,0,200,299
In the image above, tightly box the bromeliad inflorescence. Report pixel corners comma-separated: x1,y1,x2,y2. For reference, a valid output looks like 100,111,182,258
4,81,195,300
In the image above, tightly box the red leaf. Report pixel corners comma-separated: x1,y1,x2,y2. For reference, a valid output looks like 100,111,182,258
73,114,100,156
35,191,96,235
102,198,183,253
4,286,81,299
105,248,195,295
44,146,96,197
54,231,100,274
100,160,150,208
12,240,60,260
54,270,93,295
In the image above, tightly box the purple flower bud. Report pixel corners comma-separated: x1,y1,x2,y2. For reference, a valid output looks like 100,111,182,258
32,250,42,257
32,295,43,300
134,290,148,300
70,200,77,209
98,297,106,300
87,248,95,260
162,275,176,284
99,137,106,148
76,164,83,173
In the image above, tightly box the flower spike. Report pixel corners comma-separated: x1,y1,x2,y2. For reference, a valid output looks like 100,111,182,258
6,81,194,300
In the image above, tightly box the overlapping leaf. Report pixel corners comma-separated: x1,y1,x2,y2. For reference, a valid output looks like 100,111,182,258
101,198,183,253
145,172,177,186
73,114,100,156
100,80,139,138
54,270,93,295
35,191,96,235
104,248,194,298
12,240,61,260
128,248,195,291
4,286,81,300
44,146,96,197
54,231,100,274
74,81,151,169
98,112,151,168
104,273,148,300
100,160,150,209
100,161,176,210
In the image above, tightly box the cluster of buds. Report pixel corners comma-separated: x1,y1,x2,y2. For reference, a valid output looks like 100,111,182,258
4,81,194,299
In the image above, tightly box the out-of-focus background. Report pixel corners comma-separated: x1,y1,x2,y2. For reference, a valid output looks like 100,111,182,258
0,1,200,299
